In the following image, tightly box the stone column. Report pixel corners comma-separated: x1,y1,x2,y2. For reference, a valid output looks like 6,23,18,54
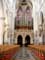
0,18,4,44
0,0,4,44
4,17,9,44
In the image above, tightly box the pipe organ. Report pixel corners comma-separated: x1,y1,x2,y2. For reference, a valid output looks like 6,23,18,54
15,0,33,29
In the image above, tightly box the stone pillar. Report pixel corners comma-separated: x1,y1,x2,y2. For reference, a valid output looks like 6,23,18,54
0,0,4,44
0,18,4,44
4,17,9,44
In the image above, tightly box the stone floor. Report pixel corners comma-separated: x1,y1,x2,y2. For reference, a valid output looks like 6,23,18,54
12,46,36,60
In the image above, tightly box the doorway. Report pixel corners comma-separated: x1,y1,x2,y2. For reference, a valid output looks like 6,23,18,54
25,35,30,46
17,35,23,46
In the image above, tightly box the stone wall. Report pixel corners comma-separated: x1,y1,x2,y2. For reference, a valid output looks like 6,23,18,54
14,29,34,44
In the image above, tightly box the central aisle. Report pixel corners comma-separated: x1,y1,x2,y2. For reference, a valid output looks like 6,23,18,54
12,46,36,60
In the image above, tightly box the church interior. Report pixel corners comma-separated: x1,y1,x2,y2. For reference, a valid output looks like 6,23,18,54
0,0,45,60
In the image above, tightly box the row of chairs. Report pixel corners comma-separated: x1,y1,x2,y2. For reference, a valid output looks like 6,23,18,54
28,45,45,60
0,45,20,60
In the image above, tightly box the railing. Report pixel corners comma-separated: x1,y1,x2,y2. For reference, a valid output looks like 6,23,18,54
15,18,33,30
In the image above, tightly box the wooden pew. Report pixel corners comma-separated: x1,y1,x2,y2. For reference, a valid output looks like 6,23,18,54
0,45,20,60
28,45,45,60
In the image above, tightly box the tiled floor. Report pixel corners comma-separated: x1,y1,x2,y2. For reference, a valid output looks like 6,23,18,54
12,46,36,60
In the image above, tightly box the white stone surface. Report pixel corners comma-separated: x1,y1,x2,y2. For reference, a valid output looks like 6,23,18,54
0,0,4,44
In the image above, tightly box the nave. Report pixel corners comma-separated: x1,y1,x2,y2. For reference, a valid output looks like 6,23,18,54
12,46,36,60
0,0,45,60
0,45,45,60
